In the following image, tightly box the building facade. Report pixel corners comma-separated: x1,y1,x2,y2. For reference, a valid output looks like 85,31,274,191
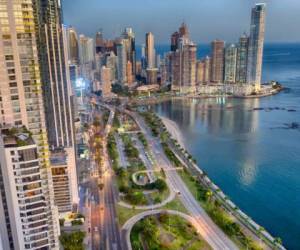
116,40,127,84
122,28,136,76
224,44,238,84
33,0,79,211
0,0,60,248
145,32,155,69
210,39,225,83
236,34,249,84
0,129,59,250
67,26,79,65
101,66,112,97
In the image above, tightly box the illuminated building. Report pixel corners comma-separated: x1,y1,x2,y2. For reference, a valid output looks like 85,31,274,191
0,0,60,248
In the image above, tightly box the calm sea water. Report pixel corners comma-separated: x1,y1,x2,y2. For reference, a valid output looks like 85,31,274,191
150,43,300,250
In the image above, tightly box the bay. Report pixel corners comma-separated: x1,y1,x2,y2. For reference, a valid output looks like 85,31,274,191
150,43,300,250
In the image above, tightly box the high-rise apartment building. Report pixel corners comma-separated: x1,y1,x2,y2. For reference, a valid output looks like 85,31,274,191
204,56,211,83
146,32,155,69
170,23,190,52
170,23,196,92
171,31,180,52
116,40,127,84
196,61,205,84
247,3,266,90
0,129,59,250
0,0,60,248
224,44,238,84
79,35,94,65
236,34,249,84
182,43,197,88
67,26,79,65
210,40,225,83
105,51,117,82
95,31,105,53
100,66,112,97
126,61,134,85
141,44,147,70
33,0,79,211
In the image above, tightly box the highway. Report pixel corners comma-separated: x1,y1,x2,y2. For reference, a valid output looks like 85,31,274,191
126,110,238,250
80,103,124,250
96,105,124,250
131,134,156,183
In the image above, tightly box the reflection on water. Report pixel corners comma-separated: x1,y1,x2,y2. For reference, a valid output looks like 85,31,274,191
149,92,300,250
156,97,260,134
154,97,261,187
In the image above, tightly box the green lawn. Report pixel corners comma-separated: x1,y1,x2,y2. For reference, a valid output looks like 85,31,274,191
116,205,142,226
130,214,211,250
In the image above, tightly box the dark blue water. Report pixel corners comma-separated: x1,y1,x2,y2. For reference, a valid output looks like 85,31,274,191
151,43,300,250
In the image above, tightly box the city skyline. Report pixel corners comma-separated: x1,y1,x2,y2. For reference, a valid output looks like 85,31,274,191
0,1,295,249
63,0,300,44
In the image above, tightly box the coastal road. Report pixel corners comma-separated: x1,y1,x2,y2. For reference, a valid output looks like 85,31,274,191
131,134,156,182
95,104,125,250
126,110,238,250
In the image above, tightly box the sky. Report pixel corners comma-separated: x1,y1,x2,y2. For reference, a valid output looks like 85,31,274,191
62,0,300,44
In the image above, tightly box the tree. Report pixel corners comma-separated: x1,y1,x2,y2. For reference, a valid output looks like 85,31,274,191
59,231,86,250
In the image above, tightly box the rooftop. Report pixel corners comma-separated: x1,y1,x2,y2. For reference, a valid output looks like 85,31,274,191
1,126,34,148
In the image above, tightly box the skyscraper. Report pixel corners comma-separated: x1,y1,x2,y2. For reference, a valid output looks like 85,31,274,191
170,23,196,92
0,0,59,248
79,35,94,65
105,51,117,82
122,28,136,76
196,61,205,84
178,22,190,44
126,61,134,85
236,34,249,84
116,40,127,83
95,31,105,53
67,26,79,65
171,31,180,52
224,44,238,84
146,32,155,69
0,128,57,250
101,66,112,97
204,56,211,83
182,43,197,88
211,40,225,83
34,0,78,212
247,3,266,90
141,44,147,70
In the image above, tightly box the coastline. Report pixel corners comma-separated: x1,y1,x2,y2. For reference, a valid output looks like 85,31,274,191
130,86,283,105
160,116,186,148
156,114,286,250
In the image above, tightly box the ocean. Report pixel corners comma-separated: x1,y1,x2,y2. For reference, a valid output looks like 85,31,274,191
149,43,300,249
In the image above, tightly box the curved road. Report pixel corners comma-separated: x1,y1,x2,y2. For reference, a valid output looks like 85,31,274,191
125,110,238,250
122,209,211,250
